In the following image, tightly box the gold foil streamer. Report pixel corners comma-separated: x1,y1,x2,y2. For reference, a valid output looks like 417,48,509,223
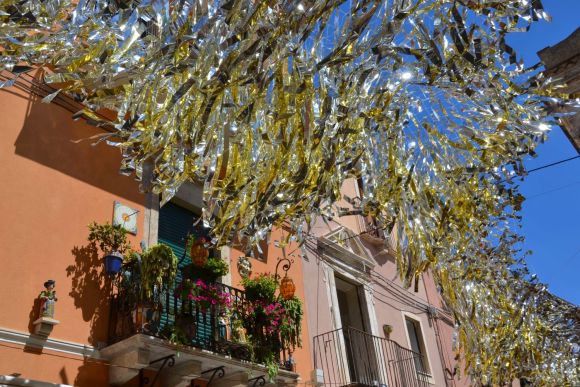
1,0,578,384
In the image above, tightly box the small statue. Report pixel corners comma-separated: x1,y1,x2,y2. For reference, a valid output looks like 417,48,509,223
39,280,58,318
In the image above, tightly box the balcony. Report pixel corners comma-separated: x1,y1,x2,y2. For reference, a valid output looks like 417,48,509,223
359,216,394,257
102,276,299,386
313,327,431,387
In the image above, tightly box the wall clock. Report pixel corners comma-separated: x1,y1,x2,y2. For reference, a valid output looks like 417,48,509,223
113,201,139,235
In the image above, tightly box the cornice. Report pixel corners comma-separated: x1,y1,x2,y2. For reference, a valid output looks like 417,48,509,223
0,327,100,359
0,375,73,387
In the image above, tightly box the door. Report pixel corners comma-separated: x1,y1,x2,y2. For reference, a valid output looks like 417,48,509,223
335,276,380,386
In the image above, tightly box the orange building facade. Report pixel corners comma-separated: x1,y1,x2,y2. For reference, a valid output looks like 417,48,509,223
0,71,309,386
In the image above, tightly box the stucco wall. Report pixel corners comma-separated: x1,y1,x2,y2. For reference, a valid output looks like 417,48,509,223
302,178,468,386
0,82,145,385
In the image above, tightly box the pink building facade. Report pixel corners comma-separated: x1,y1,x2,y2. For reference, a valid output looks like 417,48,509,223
301,179,469,387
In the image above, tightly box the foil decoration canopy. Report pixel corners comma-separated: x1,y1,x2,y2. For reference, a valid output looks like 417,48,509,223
1,0,579,384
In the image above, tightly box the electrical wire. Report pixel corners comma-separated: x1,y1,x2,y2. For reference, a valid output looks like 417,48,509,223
298,225,446,312
299,226,454,324
525,180,580,200
526,155,580,174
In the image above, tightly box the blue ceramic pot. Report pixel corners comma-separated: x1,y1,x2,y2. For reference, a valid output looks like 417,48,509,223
104,251,123,275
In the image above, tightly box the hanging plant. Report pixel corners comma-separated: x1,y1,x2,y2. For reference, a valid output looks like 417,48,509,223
265,355,279,382
141,244,177,297
279,296,303,349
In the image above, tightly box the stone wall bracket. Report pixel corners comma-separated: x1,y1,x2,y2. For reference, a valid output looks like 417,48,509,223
32,317,59,337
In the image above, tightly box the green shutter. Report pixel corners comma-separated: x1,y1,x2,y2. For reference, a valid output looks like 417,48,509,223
158,202,213,346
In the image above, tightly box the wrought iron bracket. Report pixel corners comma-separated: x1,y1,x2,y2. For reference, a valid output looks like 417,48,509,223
139,354,176,387
199,366,226,387
248,375,267,387
274,256,293,282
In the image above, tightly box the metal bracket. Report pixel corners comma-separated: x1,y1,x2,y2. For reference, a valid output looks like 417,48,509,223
139,354,176,387
248,375,266,387
199,366,226,387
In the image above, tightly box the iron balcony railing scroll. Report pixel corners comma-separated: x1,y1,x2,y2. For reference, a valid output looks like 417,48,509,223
107,277,295,370
313,327,430,387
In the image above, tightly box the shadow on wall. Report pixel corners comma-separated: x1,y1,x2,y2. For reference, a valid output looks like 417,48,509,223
22,290,47,354
67,243,113,347
9,73,143,203
75,359,109,386
27,298,40,335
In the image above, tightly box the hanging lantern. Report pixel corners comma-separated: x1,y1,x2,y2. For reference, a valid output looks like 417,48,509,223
190,237,209,267
280,276,296,300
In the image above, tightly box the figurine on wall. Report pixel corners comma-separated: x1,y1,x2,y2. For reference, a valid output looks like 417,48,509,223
39,280,58,319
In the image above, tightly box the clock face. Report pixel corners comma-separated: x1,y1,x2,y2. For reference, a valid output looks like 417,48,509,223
113,201,138,234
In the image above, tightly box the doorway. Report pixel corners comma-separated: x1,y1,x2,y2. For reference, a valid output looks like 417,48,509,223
335,276,379,385
336,276,366,332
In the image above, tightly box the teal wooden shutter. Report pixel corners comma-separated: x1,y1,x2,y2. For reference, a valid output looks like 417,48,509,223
158,202,213,346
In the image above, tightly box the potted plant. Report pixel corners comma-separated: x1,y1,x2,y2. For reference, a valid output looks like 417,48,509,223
141,244,178,297
241,273,277,302
88,222,131,275
204,257,229,279
186,256,229,283
243,300,284,365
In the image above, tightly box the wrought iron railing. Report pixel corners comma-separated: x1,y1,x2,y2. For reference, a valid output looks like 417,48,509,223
313,327,431,387
107,274,295,371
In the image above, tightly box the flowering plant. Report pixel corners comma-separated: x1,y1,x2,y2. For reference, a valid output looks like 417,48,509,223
244,300,285,335
176,279,232,313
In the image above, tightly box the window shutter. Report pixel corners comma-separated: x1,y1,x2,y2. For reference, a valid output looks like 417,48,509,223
158,202,213,345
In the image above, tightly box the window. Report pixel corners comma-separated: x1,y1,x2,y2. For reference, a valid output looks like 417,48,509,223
404,317,431,375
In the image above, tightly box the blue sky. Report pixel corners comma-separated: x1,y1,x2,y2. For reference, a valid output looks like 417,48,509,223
506,1,580,305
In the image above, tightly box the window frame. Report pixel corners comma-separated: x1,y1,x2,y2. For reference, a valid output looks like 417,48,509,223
401,312,435,384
